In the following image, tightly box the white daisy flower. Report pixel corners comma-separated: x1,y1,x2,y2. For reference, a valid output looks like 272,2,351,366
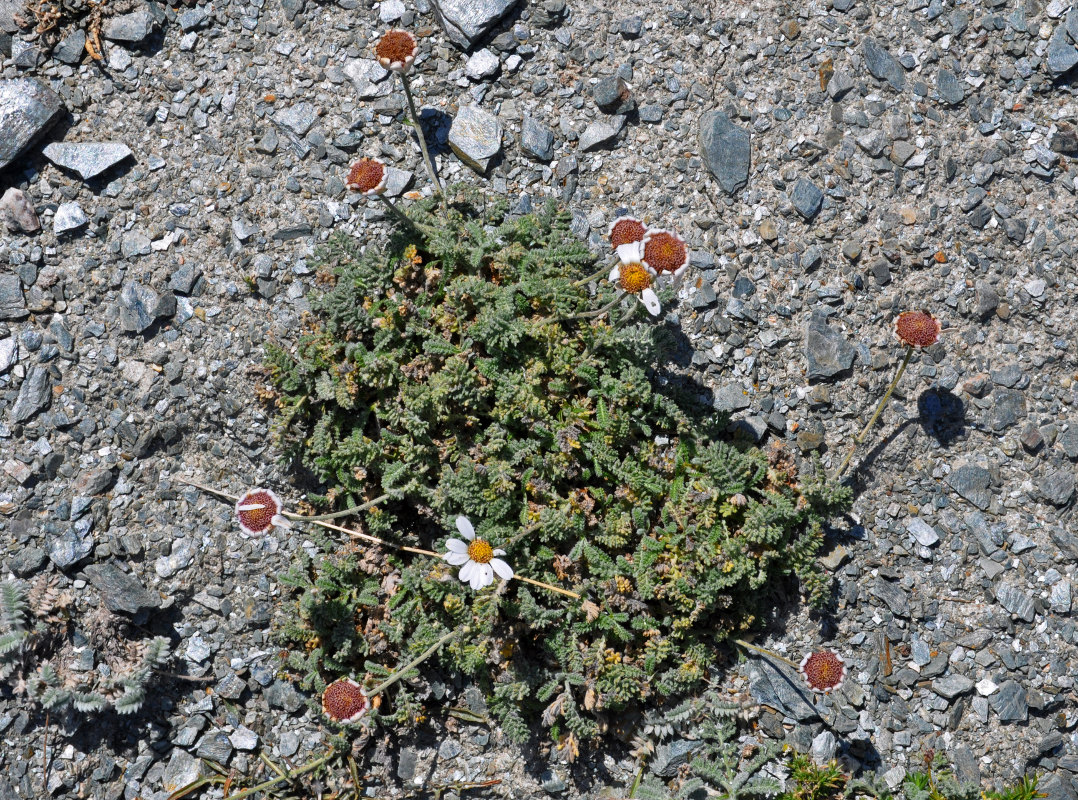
442,516,514,591
609,242,661,317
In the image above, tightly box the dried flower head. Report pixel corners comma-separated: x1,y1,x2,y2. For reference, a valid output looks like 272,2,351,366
322,678,371,724
609,216,646,249
642,229,689,278
347,158,388,196
893,310,941,349
235,488,291,535
375,29,418,73
799,650,847,693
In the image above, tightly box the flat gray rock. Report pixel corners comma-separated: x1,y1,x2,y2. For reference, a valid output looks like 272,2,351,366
432,0,518,48
12,364,50,422
520,115,554,161
103,8,158,43
42,141,133,180
995,581,1035,622
932,673,974,700
1047,27,1078,76
713,383,751,413
871,579,910,617
906,518,940,547
937,68,964,105
343,59,391,100
1039,468,1075,506
947,463,991,510
48,528,92,569
862,38,905,91
274,101,318,137
578,115,626,151
119,281,174,333
54,201,88,235
0,273,26,320
990,680,1027,722
448,104,502,173
805,318,856,380
0,187,40,234
52,29,86,65
0,78,64,171
84,563,160,614
746,660,818,722
699,110,751,194
465,48,500,80
0,337,16,373
791,178,823,220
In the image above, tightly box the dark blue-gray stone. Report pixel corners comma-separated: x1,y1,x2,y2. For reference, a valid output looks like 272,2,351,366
931,673,973,700
1059,426,1078,460
996,581,1035,622
0,78,64,171
43,142,133,180
54,202,88,235
449,104,503,171
937,68,964,104
871,580,910,617
1039,469,1075,506
1047,27,1078,77
650,739,704,778
12,364,50,422
53,29,86,64
790,178,823,220
947,463,991,510
520,115,554,161
989,680,1027,722
989,388,1025,431
699,110,751,194
713,383,751,413
0,273,26,321
84,563,160,615
103,8,158,43
746,659,818,722
273,102,318,137
431,0,518,48
195,731,233,763
48,528,93,569
578,115,626,151
862,38,905,91
805,318,855,380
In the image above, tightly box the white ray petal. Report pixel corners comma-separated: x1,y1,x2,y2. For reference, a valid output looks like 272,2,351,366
445,538,468,553
444,551,469,566
641,288,661,316
455,516,475,540
490,558,514,580
459,560,476,584
616,241,644,264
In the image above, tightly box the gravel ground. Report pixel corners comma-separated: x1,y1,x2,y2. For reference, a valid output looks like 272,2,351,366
3,0,1078,797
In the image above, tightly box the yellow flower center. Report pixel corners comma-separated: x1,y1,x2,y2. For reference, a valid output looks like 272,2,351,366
467,539,494,564
618,263,651,294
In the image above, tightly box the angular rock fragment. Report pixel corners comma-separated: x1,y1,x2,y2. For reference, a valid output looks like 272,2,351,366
432,0,518,49
43,141,133,180
0,78,64,171
448,104,502,172
699,110,750,195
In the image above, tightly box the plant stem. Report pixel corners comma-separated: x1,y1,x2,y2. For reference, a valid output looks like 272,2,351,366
548,291,625,325
571,262,614,287
833,344,914,480
221,752,334,800
628,757,646,798
399,73,442,193
733,638,800,670
282,492,398,522
312,518,441,558
368,627,463,698
514,574,580,599
376,192,416,228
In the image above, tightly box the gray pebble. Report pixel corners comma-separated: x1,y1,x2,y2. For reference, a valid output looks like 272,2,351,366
54,202,89,235
947,463,991,510
862,38,905,91
804,317,855,380
0,78,64,171
790,178,823,221
433,0,517,49
520,115,554,161
578,115,626,151
465,49,500,80
990,680,1028,722
84,562,160,615
698,110,751,194
448,104,503,172
43,142,133,181
12,364,51,422
932,673,974,700
1039,469,1075,506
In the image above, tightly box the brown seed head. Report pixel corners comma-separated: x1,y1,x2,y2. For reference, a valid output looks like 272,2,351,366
893,310,941,349
642,229,689,274
799,650,846,693
609,216,646,249
322,678,371,724
375,29,418,72
236,488,281,534
346,158,387,196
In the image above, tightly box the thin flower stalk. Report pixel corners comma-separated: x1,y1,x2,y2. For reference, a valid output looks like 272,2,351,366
832,344,913,480
367,627,463,698
733,638,800,670
177,477,580,598
398,75,442,193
